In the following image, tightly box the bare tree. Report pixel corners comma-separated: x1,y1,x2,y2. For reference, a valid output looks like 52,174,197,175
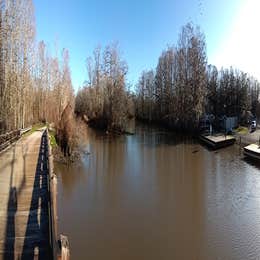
75,44,133,133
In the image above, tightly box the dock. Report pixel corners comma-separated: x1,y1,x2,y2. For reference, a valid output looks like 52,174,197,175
244,144,260,160
0,128,69,259
199,134,236,149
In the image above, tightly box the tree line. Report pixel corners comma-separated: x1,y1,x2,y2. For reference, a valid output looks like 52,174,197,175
206,65,260,122
0,0,74,134
1,0,259,136
135,23,260,131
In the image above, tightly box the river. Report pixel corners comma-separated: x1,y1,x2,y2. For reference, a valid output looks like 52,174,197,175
55,123,260,259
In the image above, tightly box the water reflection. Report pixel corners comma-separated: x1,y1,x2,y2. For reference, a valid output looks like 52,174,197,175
55,163,87,198
56,123,260,260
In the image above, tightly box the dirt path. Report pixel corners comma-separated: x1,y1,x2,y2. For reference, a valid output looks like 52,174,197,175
0,129,51,259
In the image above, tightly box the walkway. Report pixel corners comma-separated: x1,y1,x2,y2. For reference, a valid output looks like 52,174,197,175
0,129,51,259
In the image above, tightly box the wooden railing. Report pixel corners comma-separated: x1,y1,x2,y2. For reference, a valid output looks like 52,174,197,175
46,128,70,260
0,126,32,152
0,129,20,152
20,126,32,135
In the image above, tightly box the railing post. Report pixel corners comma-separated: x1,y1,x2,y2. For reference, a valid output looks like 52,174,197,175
51,174,58,241
60,235,70,260
47,128,58,259
47,128,70,260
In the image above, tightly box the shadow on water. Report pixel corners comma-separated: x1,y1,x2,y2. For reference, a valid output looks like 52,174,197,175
242,156,260,170
89,122,198,148
133,123,198,147
3,131,51,259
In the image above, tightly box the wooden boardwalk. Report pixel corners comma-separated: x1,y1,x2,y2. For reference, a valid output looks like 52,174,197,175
244,143,260,160
0,129,51,259
199,134,236,149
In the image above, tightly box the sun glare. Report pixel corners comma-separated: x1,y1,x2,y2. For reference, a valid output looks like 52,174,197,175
212,0,260,80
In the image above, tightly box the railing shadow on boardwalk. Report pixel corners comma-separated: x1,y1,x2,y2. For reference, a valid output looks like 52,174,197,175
21,130,51,259
3,187,17,260
3,130,51,259
3,139,17,260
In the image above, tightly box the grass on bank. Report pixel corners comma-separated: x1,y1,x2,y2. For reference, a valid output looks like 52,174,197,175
23,123,46,137
23,122,58,148
234,126,248,135
48,129,57,148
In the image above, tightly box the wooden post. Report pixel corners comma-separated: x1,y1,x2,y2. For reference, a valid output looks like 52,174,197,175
60,235,70,260
51,174,58,239
50,173,60,260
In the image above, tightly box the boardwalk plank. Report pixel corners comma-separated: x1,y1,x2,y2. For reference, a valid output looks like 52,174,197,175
0,129,52,260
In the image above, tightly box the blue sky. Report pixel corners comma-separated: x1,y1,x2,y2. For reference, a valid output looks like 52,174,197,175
34,0,259,91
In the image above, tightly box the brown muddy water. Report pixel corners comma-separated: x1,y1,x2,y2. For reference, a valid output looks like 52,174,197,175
55,124,260,260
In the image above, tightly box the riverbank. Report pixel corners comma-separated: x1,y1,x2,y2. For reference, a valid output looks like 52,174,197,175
51,119,90,164
137,119,260,148
235,128,260,146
